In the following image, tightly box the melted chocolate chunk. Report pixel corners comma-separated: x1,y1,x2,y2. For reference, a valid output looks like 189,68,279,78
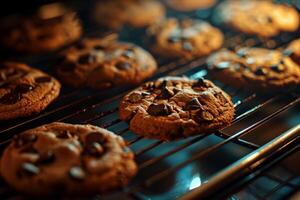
84,132,105,157
15,84,34,93
128,92,143,103
76,42,85,50
0,92,21,104
14,133,37,147
168,36,180,43
35,76,52,83
78,54,96,64
270,65,284,73
157,87,174,99
254,68,267,76
195,110,214,122
93,44,105,50
147,103,171,116
116,62,132,70
20,163,40,176
185,98,203,110
182,42,193,51
56,130,72,139
37,151,55,164
193,78,208,88
20,145,38,154
215,62,230,70
69,166,85,180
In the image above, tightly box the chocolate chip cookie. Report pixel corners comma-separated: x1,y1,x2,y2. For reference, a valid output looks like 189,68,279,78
92,0,165,29
57,37,157,89
0,3,82,53
147,18,223,59
166,0,216,11
119,76,234,140
0,122,137,196
207,48,300,92
0,62,61,120
216,1,299,37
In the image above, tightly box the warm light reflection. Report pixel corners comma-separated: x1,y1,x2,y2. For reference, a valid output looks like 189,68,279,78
189,175,202,190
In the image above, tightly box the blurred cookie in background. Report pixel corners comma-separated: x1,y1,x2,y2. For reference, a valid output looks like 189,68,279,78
166,0,216,11
92,0,165,29
147,18,223,59
207,47,300,92
216,0,299,37
0,3,82,53
57,35,157,89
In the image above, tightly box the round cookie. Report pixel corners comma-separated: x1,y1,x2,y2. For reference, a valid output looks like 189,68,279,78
56,37,157,89
0,122,137,196
0,3,82,53
119,76,234,141
166,0,216,11
0,62,61,120
92,0,165,29
206,48,300,92
147,18,223,59
216,0,299,37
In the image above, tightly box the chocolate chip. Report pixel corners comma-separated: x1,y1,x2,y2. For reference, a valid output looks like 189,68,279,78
185,98,203,110
69,166,85,180
122,50,135,59
93,45,105,50
254,68,267,76
182,42,193,51
56,131,72,139
14,133,37,147
35,76,51,83
84,142,104,157
85,132,105,147
37,151,55,164
215,61,230,70
173,88,181,94
15,84,33,93
192,78,207,88
270,65,284,73
147,103,171,116
0,92,21,104
78,54,95,64
128,92,143,103
76,43,85,50
157,87,174,99
20,163,39,176
195,110,214,122
116,62,131,70
168,36,180,43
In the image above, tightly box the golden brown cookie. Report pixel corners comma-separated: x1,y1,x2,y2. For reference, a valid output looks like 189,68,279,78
147,18,223,59
56,37,157,89
0,122,137,196
166,0,216,11
92,0,165,29
207,47,300,92
0,62,61,120
0,3,82,53
119,76,235,141
216,0,299,37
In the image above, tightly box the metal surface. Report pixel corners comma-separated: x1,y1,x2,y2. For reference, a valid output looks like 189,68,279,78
0,0,299,199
